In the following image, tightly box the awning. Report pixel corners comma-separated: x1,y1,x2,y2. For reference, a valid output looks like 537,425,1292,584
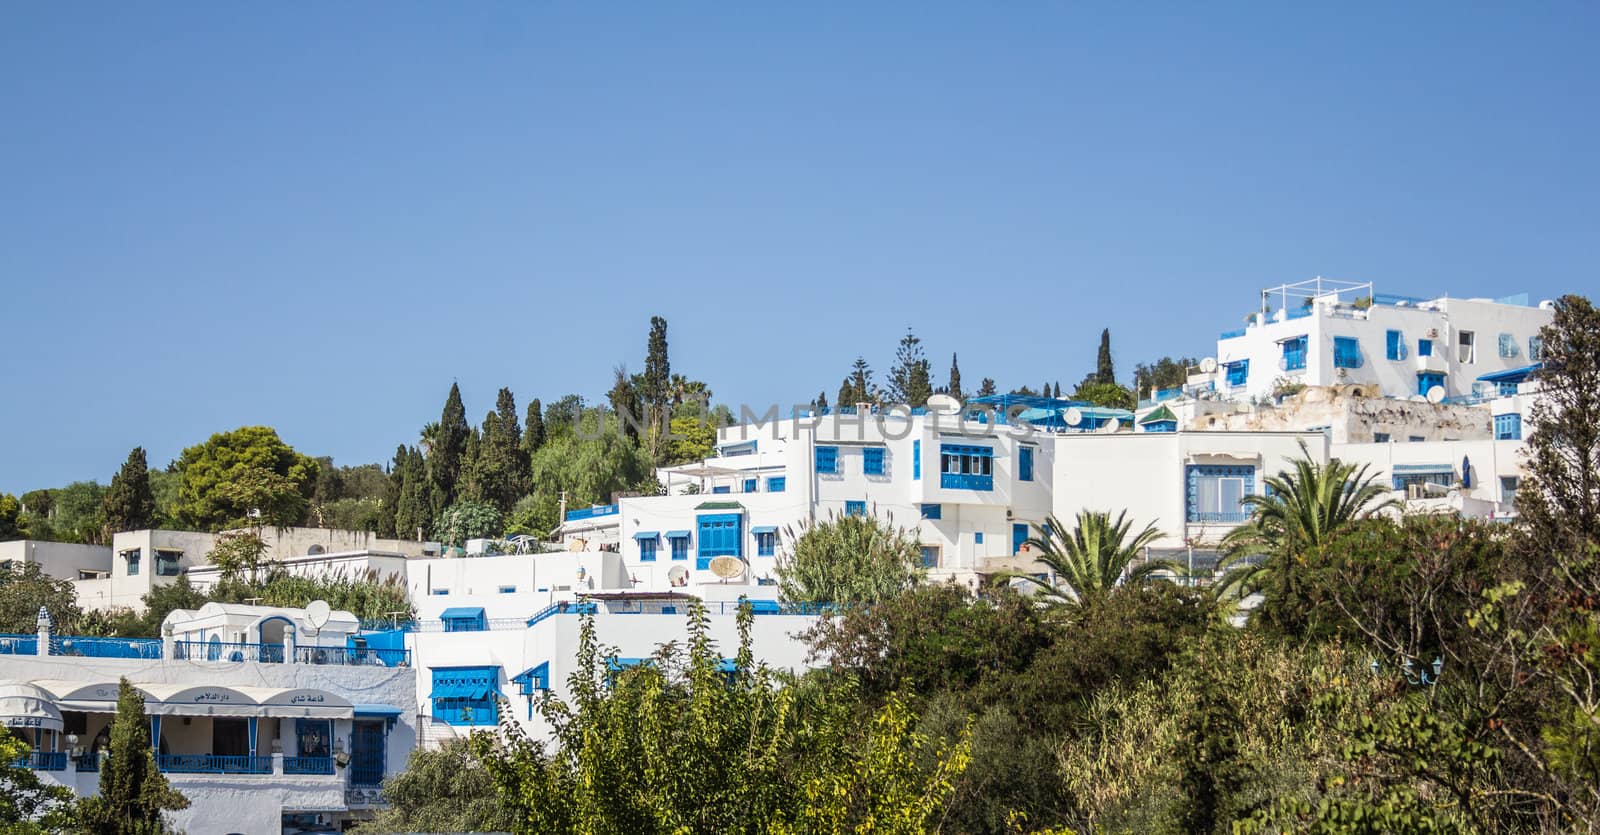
31,680,352,719
694,501,744,511
664,530,692,540
0,683,64,732
1139,405,1177,425
255,688,353,719
632,530,659,540
439,607,485,621
1477,363,1542,384
750,526,779,535
1392,463,1454,475
352,704,404,718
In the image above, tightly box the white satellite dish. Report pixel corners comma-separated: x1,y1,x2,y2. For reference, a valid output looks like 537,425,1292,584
926,393,962,414
1426,385,1446,404
1063,407,1084,427
667,565,689,587
708,556,747,581
305,600,331,633
1199,357,1218,374
1098,419,1121,434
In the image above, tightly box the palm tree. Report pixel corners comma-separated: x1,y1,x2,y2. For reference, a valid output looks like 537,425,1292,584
1010,510,1177,606
1215,442,1399,625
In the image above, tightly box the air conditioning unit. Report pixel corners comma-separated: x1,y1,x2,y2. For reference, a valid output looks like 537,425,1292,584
1005,509,1014,520
1424,328,1440,338
1336,368,1350,379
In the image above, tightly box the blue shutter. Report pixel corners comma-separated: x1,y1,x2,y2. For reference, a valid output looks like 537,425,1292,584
1018,447,1034,482
862,447,886,476
1495,413,1522,440
696,514,742,568
845,500,866,517
766,476,786,493
1333,337,1361,368
913,440,921,480
1418,339,1433,357
920,503,942,520
1012,523,1029,554
743,478,756,493
1225,360,1249,387
815,446,838,474
1386,330,1405,361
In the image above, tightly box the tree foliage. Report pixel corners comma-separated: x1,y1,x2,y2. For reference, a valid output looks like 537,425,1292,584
76,679,189,834
777,513,925,606
0,728,76,833
174,426,318,530
0,562,82,634
102,447,157,536
1011,510,1174,608
433,501,504,547
351,739,515,834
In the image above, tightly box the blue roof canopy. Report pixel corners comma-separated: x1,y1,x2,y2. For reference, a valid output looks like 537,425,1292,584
352,704,403,717
1392,463,1454,474
664,530,692,539
1477,363,1542,384
632,530,659,540
439,607,485,621
750,525,779,535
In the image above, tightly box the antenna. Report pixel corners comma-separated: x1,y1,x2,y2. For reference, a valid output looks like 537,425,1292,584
1063,407,1084,427
305,600,331,634
1426,386,1446,404
708,556,747,582
1199,357,1218,374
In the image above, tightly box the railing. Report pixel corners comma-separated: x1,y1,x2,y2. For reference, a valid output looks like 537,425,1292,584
940,473,994,491
74,753,101,772
526,601,598,627
156,754,273,774
349,763,385,787
564,503,619,522
15,751,67,771
292,646,410,667
0,634,37,655
51,636,164,659
283,755,335,775
411,617,526,633
1218,327,1247,340
1188,512,1251,524
172,641,285,663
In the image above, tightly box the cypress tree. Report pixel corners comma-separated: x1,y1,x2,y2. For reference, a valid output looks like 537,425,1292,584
977,378,997,397
1097,328,1116,385
837,377,854,409
642,317,671,462
815,391,829,412
78,678,189,833
947,354,963,401
377,445,407,538
609,366,642,443
642,317,671,412
521,398,546,458
102,447,157,535
393,447,431,541
429,383,470,510
887,330,932,407
1042,380,1050,399
458,425,486,503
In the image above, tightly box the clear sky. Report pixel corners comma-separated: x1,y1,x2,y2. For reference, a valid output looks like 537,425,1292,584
2,3,1596,492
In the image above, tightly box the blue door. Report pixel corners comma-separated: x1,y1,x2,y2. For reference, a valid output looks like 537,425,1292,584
350,721,385,787
1012,523,1029,555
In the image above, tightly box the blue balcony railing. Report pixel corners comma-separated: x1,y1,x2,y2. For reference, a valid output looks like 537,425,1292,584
1218,328,1247,340
0,634,37,655
156,754,272,774
15,751,67,771
283,756,335,775
1188,512,1251,524
51,636,164,659
74,753,101,772
564,504,619,522
171,641,284,663
292,646,410,667
940,473,994,491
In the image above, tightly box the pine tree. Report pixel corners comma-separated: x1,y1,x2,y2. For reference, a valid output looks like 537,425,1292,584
466,388,528,513
816,391,828,411
102,447,157,536
837,377,855,409
78,678,189,832
885,329,932,407
846,357,876,405
428,383,471,512
1096,328,1115,385
947,354,963,401
521,398,546,457
977,378,997,397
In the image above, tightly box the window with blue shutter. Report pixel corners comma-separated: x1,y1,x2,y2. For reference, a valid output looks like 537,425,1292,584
913,440,921,480
1186,465,1255,523
1418,338,1433,357
939,444,994,490
1498,333,1519,359
743,478,757,493
666,531,691,561
1224,360,1249,387
755,531,777,557
862,447,886,476
1386,330,1406,361
1012,523,1029,554
1282,337,1308,371
440,607,486,632
815,446,839,474
1333,337,1362,368
766,476,785,493
1018,446,1035,482
920,503,942,520
638,538,657,562
431,666,501,726
695,514,742,568
1528,336,1543,360
1418,371,1446,397
844,500,866,517
1495,413,1522,440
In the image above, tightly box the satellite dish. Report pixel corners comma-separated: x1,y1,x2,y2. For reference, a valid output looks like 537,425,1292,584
1098,419,1121,434
667,565,689,587
926,393,961,414
1199,357,1218,374
708,556,746,581
1063,407,1084,427
305,600,331,632
1426,385,1446,404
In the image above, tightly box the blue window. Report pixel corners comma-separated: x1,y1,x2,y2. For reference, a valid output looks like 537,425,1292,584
695,514,742,569
1418,371,1446,397
513,662,550,718
666,531,691,561
920,503,942,520
1498,333,1519,359
1281,336,1307,371
1528,335,1543,361
815,446,839,474
913,440,921,480
1386,330,1406,361
939,444,994,491
1333,337,1362,368
743,478,757,493
863,447,886,476
974,531,984,544
1495,413,1522,441
440,607,486,632
431,588,448,596
920,546,939,568
1498,381,1519,397
638,537,657,562
753,528,777,557
1500,476,1519,501
766,476,786,493
1418,338,1433,357
123,549,140,576
1186,465,1255,523
1224,360,1249,387
844,500,866,517
1374,432,1391,443
1012,523,1029,555
430,666,500,726
1018,446,1035,482
498,585,516,593
712,485,731,494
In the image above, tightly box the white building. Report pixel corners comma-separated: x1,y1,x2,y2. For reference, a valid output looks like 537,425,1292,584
1,604,417,835
0,540,111,582
1205,278,1553,404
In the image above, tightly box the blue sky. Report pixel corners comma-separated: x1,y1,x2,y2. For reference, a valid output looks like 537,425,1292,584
2,3,1595,491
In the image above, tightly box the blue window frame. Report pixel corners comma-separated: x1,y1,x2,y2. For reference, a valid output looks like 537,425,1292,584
695,514,742,569
1418,371,1446,397
1224,360,1249,387
1012,523,1029,555
1281,336,1307,371
974,531,984,544
1418,338,1433,357
844,500,866,517
669,537,689,561
913,440,921,480
638,537,657,562
1333,336,1362,368
712,485,731,494
919,546,939,568
1386,330,1406,361
743,478,757,493
1018,446,1035,482
1374,432,1391,443
513,663,550,719
1500,476,1519,500
1495,413,1522,440
862,447,886,476
499,585,516,593
755,530,777,557
440,607,486,632
815,446,839,475
123,549,140,576
766,476,786,493
1498,381,1519,397
430,666,500,726
939,444,994,491
1186,465,1256,523
1528,335,1543,361
920,503,942,520
1498,333,1519,359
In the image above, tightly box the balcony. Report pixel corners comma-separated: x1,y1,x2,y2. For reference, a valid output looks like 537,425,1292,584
156,754,273,774
292,645,410,666
50,636,164,659
1188,512,1251,524
15,751,67,771
172,641,285,663
0,634,37,655
940,473,994,491
283,755,335,775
